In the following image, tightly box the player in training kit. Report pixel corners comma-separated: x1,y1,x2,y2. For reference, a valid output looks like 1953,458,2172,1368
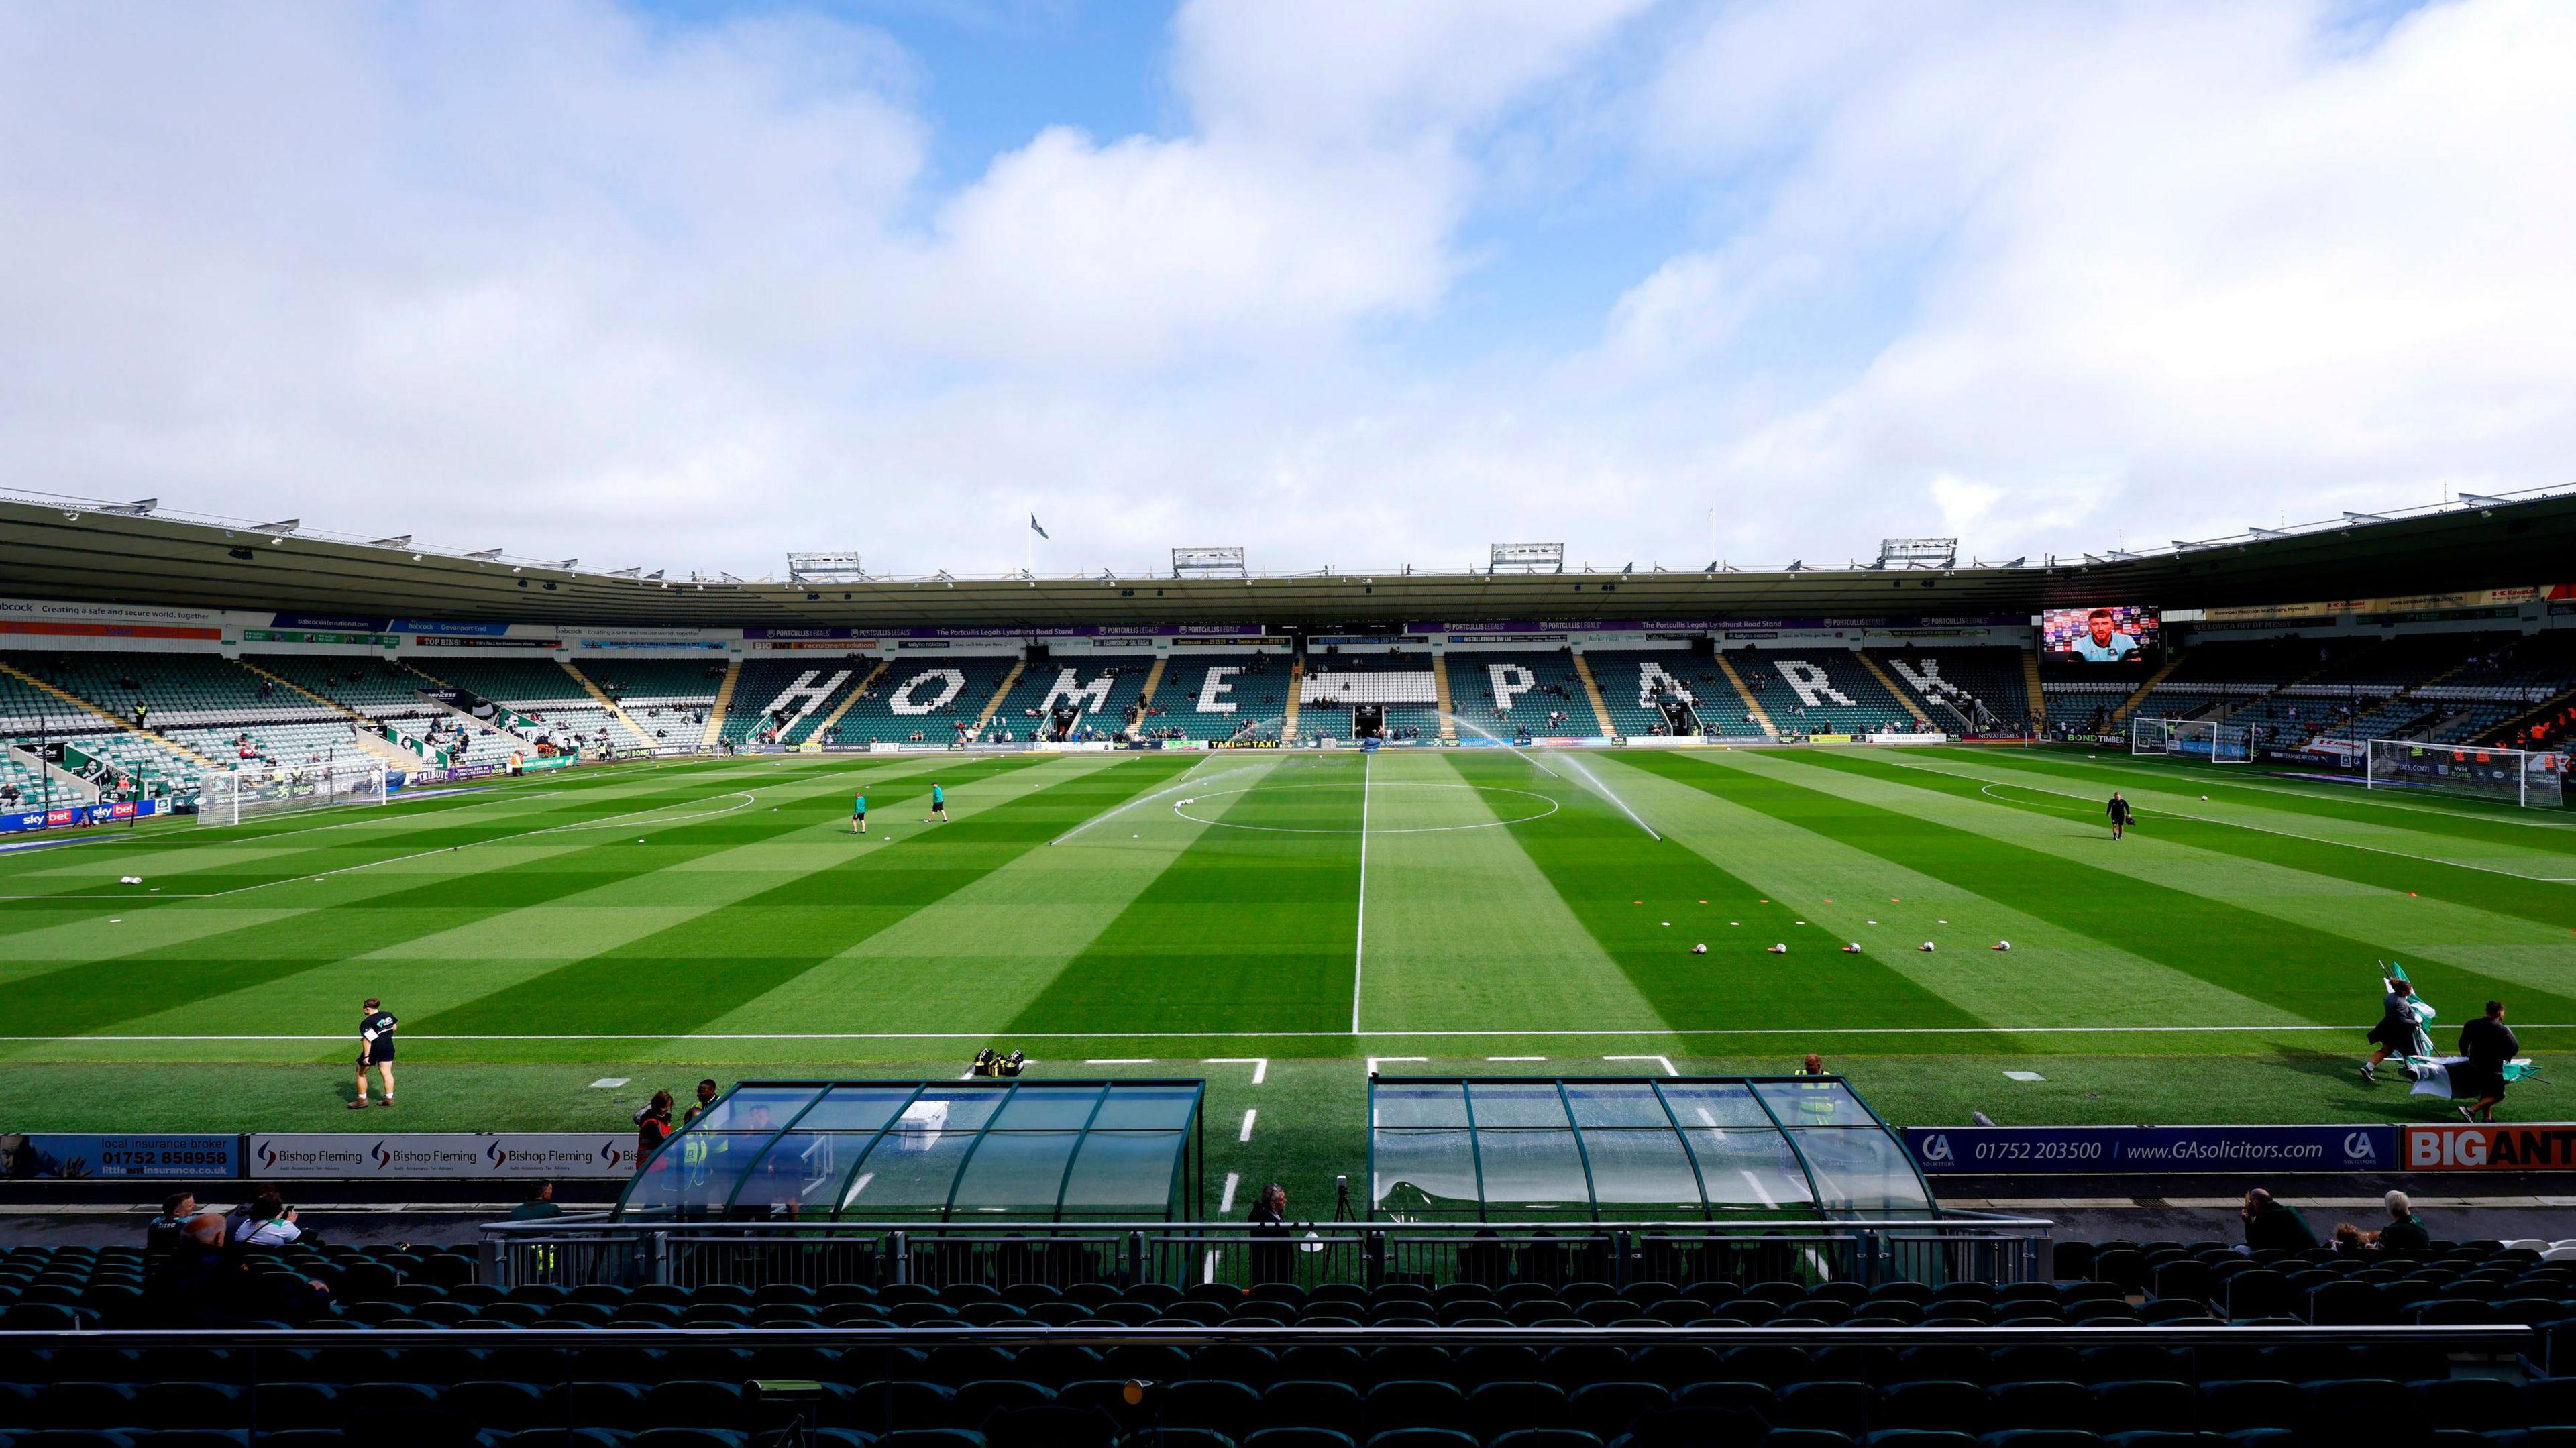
2106,791,2133,840
352,997,396,1109
924,783,947,823
851,793,866,834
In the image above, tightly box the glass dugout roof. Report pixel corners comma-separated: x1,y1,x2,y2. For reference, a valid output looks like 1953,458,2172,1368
615,1079,1205,1222
1368,1076,1934,1220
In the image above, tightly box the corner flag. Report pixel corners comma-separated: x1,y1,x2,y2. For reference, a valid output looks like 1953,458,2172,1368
1029,514,1049,539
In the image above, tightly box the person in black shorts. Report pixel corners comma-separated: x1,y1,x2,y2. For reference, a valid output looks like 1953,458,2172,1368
2456,1000,2518,1123
851,791,867,835
2106,791,2133,841
352,997,396,1109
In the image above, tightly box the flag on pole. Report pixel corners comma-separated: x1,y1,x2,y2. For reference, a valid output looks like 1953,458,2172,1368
1029,514,1049,539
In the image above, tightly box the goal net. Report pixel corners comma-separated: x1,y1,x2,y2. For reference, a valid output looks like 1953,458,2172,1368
2366,739,2566,809
2131,717,2249,763
197,761,389,827
2130,717,2172,755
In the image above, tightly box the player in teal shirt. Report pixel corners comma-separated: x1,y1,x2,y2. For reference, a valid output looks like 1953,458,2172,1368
925,782,947,823
851,793,866,835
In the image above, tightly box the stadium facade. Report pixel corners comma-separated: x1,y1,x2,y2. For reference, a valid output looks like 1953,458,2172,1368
2,486,2573,821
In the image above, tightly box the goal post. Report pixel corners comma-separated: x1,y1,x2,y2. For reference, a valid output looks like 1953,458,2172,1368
2130,717,2172,755
2366,739,2567,809
196,760,389,827
2173,719,2252,764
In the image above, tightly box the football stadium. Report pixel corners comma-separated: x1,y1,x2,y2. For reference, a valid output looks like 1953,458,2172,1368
14,5,2576,1445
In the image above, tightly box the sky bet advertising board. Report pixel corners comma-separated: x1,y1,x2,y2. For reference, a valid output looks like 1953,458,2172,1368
2041,605,2161,662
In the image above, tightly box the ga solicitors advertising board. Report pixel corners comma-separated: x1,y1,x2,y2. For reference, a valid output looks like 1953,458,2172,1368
1904,1122,2576,1174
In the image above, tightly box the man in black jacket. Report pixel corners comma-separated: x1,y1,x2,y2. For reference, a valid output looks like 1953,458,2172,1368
2106,792,2133,841
2457,1000,2519,1123
2241,1188,2318,1253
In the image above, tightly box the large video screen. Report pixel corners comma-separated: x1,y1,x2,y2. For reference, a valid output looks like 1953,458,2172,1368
2042,605,2160,663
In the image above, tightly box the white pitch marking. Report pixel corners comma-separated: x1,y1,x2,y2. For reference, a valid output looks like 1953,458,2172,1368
1238,1109,1258,1143
1607,1054,1679,1076
1219,1172,1241,1214
1367,1056,1430,1075
1487,1056,1548,1062
1737,1170,1779,1209
1352,752,1371,1034
1086,1058,1155,1064
1206,1057,1269,1084
587,1078,631,1089
2004,1070,2047,1081
28,1021,2576,1043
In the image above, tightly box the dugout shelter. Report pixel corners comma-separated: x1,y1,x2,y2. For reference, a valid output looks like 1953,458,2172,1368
615,1078,1207,1223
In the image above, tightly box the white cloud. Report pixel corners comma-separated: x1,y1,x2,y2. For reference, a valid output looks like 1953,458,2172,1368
0,0,2569,580
1611,0,2576,562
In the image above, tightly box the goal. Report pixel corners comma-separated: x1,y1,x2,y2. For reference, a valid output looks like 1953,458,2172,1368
198,761,389,827
2131,716,2250,763
2366,739,2566,809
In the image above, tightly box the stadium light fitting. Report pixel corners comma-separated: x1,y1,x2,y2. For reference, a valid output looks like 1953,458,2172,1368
2460,492,2507,507
2344,510,2388,524
251,518,300,535
465,547,504,560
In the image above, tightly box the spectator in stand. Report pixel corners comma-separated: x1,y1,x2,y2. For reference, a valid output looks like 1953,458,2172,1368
2457,1000,2518,1123
2378,1190,2431,1254
2240,1188,2318,1252
144,1192,198,1262
1247,1182,1291,1284
510,1182,565,1221
636,1090,676,1157
233,1189,305,1247
2329,1222,2376,1257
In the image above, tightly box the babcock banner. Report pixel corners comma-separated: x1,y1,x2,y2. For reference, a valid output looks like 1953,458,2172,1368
250,1133,641,1179
1904,1124,2397,1174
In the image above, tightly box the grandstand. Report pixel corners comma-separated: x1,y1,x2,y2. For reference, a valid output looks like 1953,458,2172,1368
823,658,1017,746
1731,649,1918,738
984,654,1155,742
1136,654,1292,741
1868,646,2029,734
1300,651,1442,741
1580,649,1752,739
570,659,727,751
1440,649,1599,740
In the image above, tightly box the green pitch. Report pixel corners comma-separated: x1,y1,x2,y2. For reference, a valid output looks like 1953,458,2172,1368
2,743,2570,1200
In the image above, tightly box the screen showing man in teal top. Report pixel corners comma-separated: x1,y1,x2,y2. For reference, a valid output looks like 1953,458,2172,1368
924,782,947,824
851,792,866,834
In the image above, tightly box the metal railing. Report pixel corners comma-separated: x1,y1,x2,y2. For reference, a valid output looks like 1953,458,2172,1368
479,1216,2053,1294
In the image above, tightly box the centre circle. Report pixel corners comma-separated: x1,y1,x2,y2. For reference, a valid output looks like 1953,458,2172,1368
1171,781,1560,834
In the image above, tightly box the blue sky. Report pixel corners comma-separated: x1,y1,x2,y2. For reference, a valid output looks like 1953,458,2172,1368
0,0,2568,579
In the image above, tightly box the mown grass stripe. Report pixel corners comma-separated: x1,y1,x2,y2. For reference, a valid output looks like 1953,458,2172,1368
1831,749,2576,929
421,755,1198,1042
0,756,1051,1038
712,755,1289,1037
1481,751,1992,1037
1933,745,2576,855
1650,749,2576,1027
1004,753,1368,1035
74,757,1000,1041
1593,753,2304,1036
1353,751,1668,1034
